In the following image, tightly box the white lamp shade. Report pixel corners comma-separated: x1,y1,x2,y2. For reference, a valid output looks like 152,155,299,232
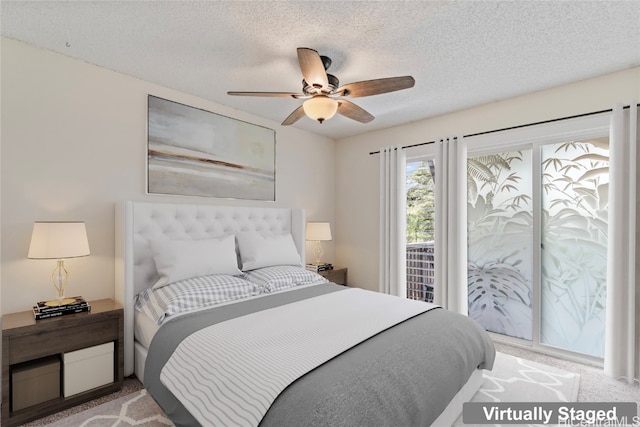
28,221,90,259
306,222,332,241
303,96,338,123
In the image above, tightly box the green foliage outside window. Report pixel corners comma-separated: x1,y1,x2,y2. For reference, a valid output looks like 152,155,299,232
406,161,435,243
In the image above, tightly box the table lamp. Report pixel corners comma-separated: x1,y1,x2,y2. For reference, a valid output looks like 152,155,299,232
28,221,90,306
306,222,332,265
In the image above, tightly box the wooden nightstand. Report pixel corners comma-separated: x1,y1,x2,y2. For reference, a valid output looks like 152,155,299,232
1,299,124,427
318,267,348,286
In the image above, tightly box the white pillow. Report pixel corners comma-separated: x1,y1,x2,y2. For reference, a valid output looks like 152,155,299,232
150,235,242,289
236,232,302,271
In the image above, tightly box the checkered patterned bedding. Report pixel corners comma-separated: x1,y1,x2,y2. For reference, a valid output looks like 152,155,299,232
242,265,328,292
135,266,328,324
136,274,262,324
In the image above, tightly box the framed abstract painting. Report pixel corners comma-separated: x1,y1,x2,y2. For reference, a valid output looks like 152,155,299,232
147,95,275,201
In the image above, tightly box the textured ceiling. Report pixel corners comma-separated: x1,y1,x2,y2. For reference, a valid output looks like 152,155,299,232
2,1,639,139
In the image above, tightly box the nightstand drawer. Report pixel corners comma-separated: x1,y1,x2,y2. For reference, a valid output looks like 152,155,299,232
8,318,118,364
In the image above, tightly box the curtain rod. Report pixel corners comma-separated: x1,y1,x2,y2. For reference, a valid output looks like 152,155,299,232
368,103,638,155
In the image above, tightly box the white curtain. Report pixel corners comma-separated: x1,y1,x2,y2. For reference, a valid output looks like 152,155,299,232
605,102,639,384
379,146,407,297
434,136,468,314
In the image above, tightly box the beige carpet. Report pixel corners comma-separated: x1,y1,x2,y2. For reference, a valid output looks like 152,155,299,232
38,352,580,427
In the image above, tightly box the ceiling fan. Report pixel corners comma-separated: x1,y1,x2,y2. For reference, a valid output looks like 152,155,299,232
228,47,415,126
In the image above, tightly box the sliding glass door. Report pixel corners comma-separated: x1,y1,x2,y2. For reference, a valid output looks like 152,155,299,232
467,137,609,358
467,150,533,340
539,139,608,357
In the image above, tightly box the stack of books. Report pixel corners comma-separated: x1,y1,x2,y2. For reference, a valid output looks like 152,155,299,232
306,263,333,272
32,296,91,320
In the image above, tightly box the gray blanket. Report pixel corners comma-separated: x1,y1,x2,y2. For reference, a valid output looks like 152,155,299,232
145,283,495,427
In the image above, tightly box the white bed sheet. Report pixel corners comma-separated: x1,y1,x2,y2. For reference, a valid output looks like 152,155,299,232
134,310,159,350
135,341,148,383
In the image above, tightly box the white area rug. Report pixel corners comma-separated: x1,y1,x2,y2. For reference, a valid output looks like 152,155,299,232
44,352,580,427
44,389,173,427
473,351,580,403
453,352,580,426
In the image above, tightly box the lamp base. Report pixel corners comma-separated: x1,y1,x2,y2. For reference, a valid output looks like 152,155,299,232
313,241,324,265
47,259,74,307
44,297,76,307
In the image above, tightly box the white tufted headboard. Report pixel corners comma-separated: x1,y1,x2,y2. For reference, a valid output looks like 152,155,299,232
115,201,306,376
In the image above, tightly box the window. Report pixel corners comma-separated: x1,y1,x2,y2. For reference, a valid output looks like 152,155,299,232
406,160,436,303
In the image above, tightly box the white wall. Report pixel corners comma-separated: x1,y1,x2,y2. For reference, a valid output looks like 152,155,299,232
0,38,337,314
335,67,640,291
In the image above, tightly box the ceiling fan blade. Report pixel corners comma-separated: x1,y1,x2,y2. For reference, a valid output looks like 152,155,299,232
297,47,328,91
282,105,306,126
337,100,374,123
227,91,304,98
337,76,415,98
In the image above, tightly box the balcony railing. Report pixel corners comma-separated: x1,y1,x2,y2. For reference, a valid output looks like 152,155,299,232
406,241,434,303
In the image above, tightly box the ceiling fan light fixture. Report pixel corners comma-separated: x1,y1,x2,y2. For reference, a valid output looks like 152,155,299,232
303,96,338,123
228,48,415,126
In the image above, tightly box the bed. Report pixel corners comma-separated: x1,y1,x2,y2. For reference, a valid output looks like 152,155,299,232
115,201,495,427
